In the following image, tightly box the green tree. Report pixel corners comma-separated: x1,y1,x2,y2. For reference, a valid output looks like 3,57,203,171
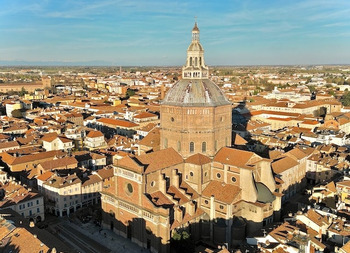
341,91,350,106
126,88,136,98
171,230,195,253
308,85,316,92
11,109,23,118
19,87,28,97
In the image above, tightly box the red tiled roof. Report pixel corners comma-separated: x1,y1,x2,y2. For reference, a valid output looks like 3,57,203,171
202,180,240,204
185,153,211,165
214,147,259,169
97,118,139,128
86,130,104,138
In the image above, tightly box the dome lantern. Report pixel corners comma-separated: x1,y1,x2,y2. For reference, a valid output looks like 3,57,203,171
182,21,209,79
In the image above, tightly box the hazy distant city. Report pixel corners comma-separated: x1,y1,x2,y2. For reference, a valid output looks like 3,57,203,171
1,1,350,253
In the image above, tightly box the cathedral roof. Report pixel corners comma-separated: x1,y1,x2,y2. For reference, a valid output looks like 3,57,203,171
162,79,231,107
187,42,203,51
185,153,211,165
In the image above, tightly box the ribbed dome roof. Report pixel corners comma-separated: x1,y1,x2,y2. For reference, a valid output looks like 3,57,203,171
188,42,203,51
162,79,231,107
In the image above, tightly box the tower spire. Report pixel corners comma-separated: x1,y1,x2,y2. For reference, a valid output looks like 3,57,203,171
182,21,209,79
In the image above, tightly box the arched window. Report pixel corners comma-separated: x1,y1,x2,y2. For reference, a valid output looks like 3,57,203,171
199,57,202,66
215,140,218,151
202,142,206,152
195,57,198,66
164,138,168,148
190,57,193,66
190,142,194,153
177,141,181,152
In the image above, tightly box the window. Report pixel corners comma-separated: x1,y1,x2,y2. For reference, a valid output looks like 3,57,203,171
36,200,39,205
216,173,221,179
231,176,236,182
215,140,218,151
190,171,194,177
204,200,209,204
219,205,224,210
37,208,40,213
164,138,168,149
150,181,155,187
171,117,174,122
29,210,32,216
202,142,206,152
126,183,133,195
177,141,181,152
190,142,194,153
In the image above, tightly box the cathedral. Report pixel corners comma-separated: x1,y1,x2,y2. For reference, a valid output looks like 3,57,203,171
101,23,281,253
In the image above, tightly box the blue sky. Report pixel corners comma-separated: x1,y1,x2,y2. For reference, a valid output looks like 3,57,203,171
1,0,350,65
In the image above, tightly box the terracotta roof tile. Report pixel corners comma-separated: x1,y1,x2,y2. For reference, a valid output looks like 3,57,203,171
136,148,183,173
97,118,139,128
185,153,211,165
86,130,104,138
202,180,240,204
149,191,174,207
272,157,299,174
214,147,259,169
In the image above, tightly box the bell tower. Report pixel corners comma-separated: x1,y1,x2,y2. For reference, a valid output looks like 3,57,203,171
182,22,209,79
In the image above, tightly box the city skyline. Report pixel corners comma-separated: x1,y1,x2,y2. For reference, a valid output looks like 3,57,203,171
1,0,350,66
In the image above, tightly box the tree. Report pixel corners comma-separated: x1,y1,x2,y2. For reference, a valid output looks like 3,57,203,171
126,88,136,98
11,109,23,118
308,85,316,92
341,91,350,106
171,230,195,253
19,87,28,97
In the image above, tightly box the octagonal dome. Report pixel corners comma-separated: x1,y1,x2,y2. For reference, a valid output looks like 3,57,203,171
162,78,231,107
